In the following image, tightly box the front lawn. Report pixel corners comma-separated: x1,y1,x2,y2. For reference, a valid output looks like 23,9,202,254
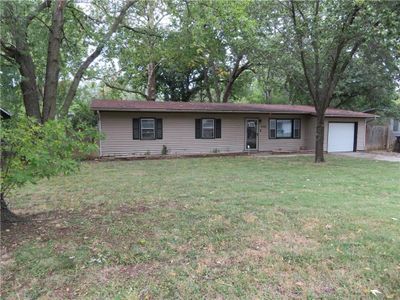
1,155,399,299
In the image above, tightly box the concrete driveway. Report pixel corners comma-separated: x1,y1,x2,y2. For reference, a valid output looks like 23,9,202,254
334,151,400,162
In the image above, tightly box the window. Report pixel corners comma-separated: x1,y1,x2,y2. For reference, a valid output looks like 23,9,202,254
269,119,301,139
133,118,163,140
277,120,292,138
195,119,221,139
394,119,399,132
141,119,155,140
202,119,215,139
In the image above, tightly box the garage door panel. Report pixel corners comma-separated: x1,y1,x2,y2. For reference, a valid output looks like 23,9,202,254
328,123,355,152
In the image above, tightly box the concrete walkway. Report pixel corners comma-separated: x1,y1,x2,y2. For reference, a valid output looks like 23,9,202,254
333,151,400,162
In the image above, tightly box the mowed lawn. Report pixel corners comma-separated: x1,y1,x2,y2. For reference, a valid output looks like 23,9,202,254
1,155,399,299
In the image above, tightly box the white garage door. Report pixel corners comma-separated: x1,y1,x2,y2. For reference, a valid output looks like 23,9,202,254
328,123,355,152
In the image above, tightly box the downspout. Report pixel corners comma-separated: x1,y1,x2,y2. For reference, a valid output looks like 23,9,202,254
97,110,103,157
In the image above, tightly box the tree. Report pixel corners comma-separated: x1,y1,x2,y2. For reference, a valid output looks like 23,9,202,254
330,43,399,111
0,0,135,123
106,0,260,103
271,0,399,162
101,0,169,101
0,116,98,223
180,0,258,103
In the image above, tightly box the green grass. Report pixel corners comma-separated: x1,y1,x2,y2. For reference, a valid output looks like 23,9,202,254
1,155,399,299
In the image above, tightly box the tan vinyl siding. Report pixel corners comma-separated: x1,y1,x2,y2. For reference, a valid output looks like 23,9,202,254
98,112,367,156
101,112,249,156
304,117,316,151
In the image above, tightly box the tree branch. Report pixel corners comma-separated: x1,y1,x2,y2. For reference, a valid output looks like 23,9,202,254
0,39,19,59
32,16,52,31
1,53,15,64
60,0,136,116
70,8,87,32
330,38,364,94
290,0,316,103
66,4,103,25
123,24,162,38
312,0,320,102
322,5,363,109
26,0,52,25
103,81,147,98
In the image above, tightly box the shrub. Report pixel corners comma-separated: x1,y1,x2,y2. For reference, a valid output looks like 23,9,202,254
161,145,168,155
1,116,99,221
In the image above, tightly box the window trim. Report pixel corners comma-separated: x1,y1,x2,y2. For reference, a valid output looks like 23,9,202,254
269,118,301,139
140,118,156,140
201,118,215,139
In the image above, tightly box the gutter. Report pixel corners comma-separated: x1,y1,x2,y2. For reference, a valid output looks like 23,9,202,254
90,108,312,114
97,110,102,157
90,108,373,118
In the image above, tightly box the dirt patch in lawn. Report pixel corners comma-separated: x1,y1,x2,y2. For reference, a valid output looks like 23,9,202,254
117,204,150,214
96,262,160,283
195,231,319,273
270,270,337,299
244,237,272,260
242,212,258,223
247,231,319,256
272,231,319,253
302,217,322,231
0,202,154,252
1,210,78,251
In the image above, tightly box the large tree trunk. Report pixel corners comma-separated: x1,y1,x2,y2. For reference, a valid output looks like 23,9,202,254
42,0,67,122
264,88,272,103
1,193,20,223
315,112,325,163
145,0,156,101
146,62,156,101
222,77,235,103
1,1,52,121
222,55,250,103
211,62,221,102
16,55,42,120
203,67,213,102
13,24,41,120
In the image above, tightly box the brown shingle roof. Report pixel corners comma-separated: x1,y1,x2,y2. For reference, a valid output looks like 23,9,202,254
91,100,376,118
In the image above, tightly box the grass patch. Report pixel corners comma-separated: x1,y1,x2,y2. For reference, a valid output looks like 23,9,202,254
1,155,399,299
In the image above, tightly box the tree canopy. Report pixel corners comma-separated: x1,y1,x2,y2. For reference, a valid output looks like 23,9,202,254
1,0,398,118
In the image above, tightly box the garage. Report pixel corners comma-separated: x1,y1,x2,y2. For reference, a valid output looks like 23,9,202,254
327,122,357,152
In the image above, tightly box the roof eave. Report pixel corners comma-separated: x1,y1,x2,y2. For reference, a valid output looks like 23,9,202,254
92,108,372,118
90,107,313,114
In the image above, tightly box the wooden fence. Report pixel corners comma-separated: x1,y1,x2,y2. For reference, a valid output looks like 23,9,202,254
365,124,388,150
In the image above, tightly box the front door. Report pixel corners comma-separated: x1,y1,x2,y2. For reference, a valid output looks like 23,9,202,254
246,119,258,150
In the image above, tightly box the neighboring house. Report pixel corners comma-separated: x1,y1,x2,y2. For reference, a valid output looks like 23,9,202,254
388,118,400,150
91,100,375,157
389,118,400,137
